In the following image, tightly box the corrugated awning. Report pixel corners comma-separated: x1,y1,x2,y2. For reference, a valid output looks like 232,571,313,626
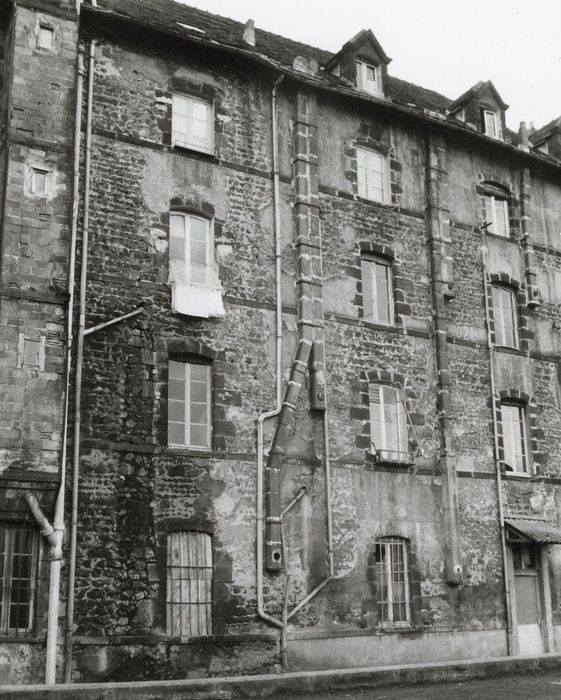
505,517,561,544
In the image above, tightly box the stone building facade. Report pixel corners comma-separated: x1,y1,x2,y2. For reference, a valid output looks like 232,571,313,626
2,0,561,685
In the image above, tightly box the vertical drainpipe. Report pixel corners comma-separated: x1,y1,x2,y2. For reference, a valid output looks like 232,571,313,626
265,90,320,571
425,132,462,586
520,164,541,310
481,245,513,656
64,36,96,684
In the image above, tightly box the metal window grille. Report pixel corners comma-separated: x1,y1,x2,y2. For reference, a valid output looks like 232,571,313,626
361,257,394,325
374,537,410,626
0,526,39,635
168,360,211,449
501,403,529,473
167,531,212,638
491,285,518,348
171,94,213,153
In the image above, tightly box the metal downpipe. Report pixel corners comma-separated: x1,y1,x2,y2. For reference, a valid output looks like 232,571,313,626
481,244,513,656
64,37,96,684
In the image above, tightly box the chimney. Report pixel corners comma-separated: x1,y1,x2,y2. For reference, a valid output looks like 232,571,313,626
518,122,530,152
243,19,255,47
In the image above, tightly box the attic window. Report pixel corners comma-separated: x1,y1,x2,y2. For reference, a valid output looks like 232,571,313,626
176,22,205,34
356,60,381,97
482,109,501,140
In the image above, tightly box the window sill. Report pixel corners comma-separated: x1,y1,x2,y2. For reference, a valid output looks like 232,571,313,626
367,456,415,469
356,194,391,208
502,470,534,480
172,143,218,161
494,345,523,355
362,320,400,333
165,446,212,457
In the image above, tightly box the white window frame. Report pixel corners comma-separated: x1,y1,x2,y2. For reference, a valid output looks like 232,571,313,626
169,212,212,286
168,360,211,450
167,531,212,638
17,334,46,370
0,526,39,635
369,384,410,462
172,94,214,154
484,195,510,238
491,285,519,349
37,25,54,51
356,60,382,97
356,147,389,204
374,537,411,627
361,256,394,325
501,403,530,474
31,168,49,196
483,109,501,140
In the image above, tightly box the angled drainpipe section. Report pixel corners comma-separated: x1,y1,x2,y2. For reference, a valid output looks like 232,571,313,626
425,133,463,586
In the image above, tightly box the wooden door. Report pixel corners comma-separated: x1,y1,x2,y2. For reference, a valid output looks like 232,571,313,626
513,544,543,655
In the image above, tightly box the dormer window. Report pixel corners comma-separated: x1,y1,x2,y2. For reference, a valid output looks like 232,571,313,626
356,60,381,97
482,109,501,140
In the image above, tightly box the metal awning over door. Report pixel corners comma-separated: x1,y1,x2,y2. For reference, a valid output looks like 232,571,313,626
505,517,561,544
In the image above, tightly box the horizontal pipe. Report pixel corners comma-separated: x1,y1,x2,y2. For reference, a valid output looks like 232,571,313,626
84,307,144,336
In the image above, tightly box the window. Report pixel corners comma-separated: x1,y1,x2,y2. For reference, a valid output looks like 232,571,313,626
361,256,394,324
484,195,509,238
172,94,213,153
374,537,410,626
356,60,381,96
0,526,39,635
31,169,48,195
501,403,529,473
482,109,500,139
169,212,211,286
356,148,388,203
167,531,212,637
17,334,45,369
168,360,211,449
37,26,53,50
369,384,409,462
491,285,518,348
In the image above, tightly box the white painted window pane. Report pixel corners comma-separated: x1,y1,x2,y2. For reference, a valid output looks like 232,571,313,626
190,218,208,241
484,196,494,232
190,364,209,382
38,26,53,50
484,111,497,138
173,94,188,116
502,405,526,472
495,199,509,237
168,422,185,446
190,241,207,266
23,339,40,366
32,170,47,194
169,360,184,379
189,425,208,448
361,259,375,322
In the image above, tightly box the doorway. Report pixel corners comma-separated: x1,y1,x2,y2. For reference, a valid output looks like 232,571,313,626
512,543,543,655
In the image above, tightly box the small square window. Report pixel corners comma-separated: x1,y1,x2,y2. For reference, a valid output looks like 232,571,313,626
37,26,54,50
18,334,45,369
32,169,48,195
172,94,214,154
356,148,388,203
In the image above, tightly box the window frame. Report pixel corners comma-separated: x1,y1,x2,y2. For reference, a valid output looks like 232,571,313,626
500,402,530,474
37,25,54,51
356,60,382,96
356,147,389,204
484,194,510,238
369,384,410,463
482,109,500,140
31,168,48,196
361,255,394,325
171,93,214,154
491,284,519,349
166,530,212,638
374,537,411,628
169,211,213,287
0,525,39,636
167,359,212,450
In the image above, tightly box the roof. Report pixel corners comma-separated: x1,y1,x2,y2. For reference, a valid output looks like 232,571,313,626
448,80,509,112
89,0,452,113
505,517,561,544
86,0,560,157
530,115,561,144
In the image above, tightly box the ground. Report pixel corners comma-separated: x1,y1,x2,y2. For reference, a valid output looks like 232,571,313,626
279,670,561,699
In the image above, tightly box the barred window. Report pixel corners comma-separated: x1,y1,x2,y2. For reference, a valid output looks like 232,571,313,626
167,531,212,638
374,537,410,626
0,526,39,635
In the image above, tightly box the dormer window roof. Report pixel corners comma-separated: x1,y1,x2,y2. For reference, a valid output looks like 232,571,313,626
448,80,508,141
325,29,391,99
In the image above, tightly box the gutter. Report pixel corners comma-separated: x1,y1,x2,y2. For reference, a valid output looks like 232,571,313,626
78,3,561,174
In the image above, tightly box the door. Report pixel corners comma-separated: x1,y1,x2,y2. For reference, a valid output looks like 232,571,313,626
513,544,543,655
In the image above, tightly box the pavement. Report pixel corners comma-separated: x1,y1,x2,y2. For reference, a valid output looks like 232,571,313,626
3,654,561,699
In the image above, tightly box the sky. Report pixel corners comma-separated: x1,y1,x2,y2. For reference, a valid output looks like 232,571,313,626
178,0,561,131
